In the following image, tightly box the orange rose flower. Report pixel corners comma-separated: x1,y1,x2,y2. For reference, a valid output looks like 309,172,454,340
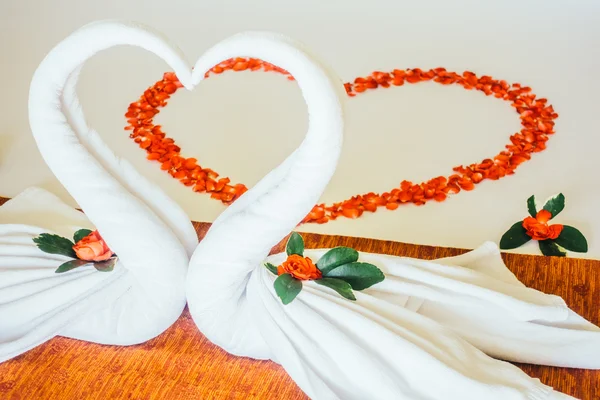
73,230,113,261
277,254,322,280
522,210,563,240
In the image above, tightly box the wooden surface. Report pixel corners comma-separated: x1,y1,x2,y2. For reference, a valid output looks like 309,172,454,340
0,196,598,399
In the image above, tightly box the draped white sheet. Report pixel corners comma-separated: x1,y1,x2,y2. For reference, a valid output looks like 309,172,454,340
0,21,199,362
186,28,599,400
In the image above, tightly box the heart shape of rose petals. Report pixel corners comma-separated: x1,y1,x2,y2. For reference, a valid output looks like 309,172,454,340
125,61,557,224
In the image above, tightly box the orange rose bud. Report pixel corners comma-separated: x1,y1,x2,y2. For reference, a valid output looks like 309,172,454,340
522,210,563,241
277,254,322,281
73,230,113,262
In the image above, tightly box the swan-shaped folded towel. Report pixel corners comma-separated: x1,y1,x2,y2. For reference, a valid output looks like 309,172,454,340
0,21,199,363
186,33,599,399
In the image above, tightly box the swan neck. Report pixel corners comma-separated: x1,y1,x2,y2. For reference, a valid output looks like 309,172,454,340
191,33,345,263
27,20,193,263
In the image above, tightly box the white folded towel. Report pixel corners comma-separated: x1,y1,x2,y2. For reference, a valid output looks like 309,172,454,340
0,21,198,363
186,30,598,400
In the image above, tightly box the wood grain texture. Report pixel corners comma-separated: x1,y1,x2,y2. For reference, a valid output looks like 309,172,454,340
0,196,598,399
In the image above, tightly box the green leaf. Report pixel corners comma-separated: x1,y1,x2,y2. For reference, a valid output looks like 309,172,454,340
265,262,278,275
539,240,566,257
317,247,359,275
55,259,90,273
73,229,93,243
94,257,117,272
315,278,356,301
499,221,531,250
542,193,565,219
286,232,304,256
527,195,537,218
554,226,588,253
274,273,302,305
33,233,77,258
323,262,385,290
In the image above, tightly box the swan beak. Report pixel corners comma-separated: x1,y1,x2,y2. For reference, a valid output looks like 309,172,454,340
182,82,195,91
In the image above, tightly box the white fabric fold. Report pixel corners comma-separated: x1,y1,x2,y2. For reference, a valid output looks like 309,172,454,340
242,245,600,399
0,20,199,363
0,188,128,361
186,30,597,400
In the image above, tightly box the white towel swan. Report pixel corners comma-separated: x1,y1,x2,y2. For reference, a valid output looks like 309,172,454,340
186,34,600,400
0,21,199,362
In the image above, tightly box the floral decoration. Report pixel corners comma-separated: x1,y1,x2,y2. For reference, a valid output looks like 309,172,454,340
34,229,118,273
265,232,385,304
500,193,587,257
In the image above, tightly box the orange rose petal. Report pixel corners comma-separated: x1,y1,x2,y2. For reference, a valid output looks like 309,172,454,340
471,172,483,183
163,83,177,94
548,224,564,239
363,203,377,212
342,207,362,219
193,181,206,192
536,209,552,224
184,158,198,170
458,179,475,191
206,179,216,192
385,202,399,210
173,170,187,180
434,193,447,202
398,191,412,203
